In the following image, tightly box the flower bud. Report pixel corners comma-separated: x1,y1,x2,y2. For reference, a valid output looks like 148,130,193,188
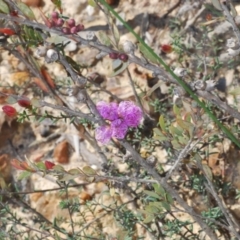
55,18,64,27
51,11,59,20
18,97,31,108
118,53,128,62
44,160,55,170
70,26,77,34
75,24,84,32
67,19,75,28
2,105,17,117
109,52,119,59
161,44,173,54
62,27,70,34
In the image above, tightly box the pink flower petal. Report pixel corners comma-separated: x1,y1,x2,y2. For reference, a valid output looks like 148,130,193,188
96,101,118,121
118,101,143,127
95,125,112,144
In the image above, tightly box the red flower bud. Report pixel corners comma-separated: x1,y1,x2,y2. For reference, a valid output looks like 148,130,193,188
44,160,55,170
70,26,77,34
62,27,70,34
75,24,84,32
2,105,17,117
67,19,75,28
51,11,59,20
55,18,64,27
161,44,173,54
118,53,128,62
109,52,119,59
10,10,18,17
17,97,31,108
0,28,15,36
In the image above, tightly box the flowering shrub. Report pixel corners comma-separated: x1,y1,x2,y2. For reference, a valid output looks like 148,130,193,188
1,1,240,240
95,101,142,144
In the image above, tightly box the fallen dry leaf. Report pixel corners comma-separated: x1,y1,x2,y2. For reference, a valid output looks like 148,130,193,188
10,71,30,86
54,140,69,164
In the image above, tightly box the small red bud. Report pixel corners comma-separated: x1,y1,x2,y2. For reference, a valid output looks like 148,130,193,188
62,27,70,34
10,10,18,17
161,44,173,54
0,28,15,36
75,24,84,32
51,11,59,19
55,18,64,27
109,52,119,59
2,105,17,117
206,13,212,21
118,53,128,62
70,26,77,34
44,160,55,170
67,19,75,28
17,97,31,108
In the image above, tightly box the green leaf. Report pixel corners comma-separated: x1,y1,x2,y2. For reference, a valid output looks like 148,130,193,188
17,2,36,20
161,201,171,211
82,166,96,175
153,183,166,197
0,177,6,189
151,201,164,211
143,214,154,223
166,192,173,204
112,59,122,70
144,190,160,200
159,115,167,133
229,86,240,96
88,0,96,7
59,173,78,181
31,98,42,107
146,204,159,214
97,31,111,46
138,43,159,64
169,125,183,136
6,96,17,104
110,61,129,77
53,165,65,172
51,0,62,13
176,118,193,131
178,135,189,145
171,139,182,149
153,128,168,141
211,0,222,10
202,164,213,181
112,23,120,46
68,168,80,175
0,0,9,13
35,162,45,170
173,104,181,116
18,170,32,180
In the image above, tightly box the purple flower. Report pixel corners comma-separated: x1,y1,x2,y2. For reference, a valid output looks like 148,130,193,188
96,101,118,121
118,101,143,127
95,101,143,144
95,125,112,144
111,119,128,139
